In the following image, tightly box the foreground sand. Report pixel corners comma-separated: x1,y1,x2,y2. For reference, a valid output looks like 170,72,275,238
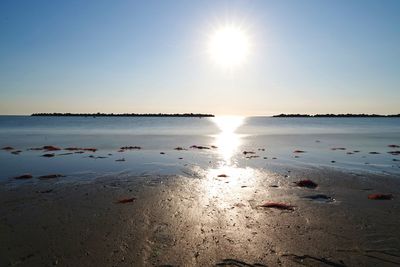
1,167,400,266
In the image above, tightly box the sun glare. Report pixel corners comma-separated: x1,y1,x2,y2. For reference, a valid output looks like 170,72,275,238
208,25,250,68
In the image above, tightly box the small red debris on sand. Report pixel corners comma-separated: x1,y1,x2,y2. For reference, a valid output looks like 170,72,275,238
174,147,187,151
14,174,33,179
2,146,14,150
217,174,228,178
388,151,400,156
39,174,65,179
388,145,400,148
115,158,125,162
331,147,346,151
295,179,318,189
190,145,210,149
243,151,255,155
120,146,141,150
116,197,136,204
43,146,61,151
246,155,260,159
11,150,22,155
260,202,295,210
369,152,380,154
211,145,218,149
160,152,165,154
368,194,393,200
42,153,55,157
293,150,306,153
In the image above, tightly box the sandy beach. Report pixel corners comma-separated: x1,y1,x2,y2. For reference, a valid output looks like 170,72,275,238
1,166,399,267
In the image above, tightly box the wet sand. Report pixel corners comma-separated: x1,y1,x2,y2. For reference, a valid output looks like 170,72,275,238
1,167,399,266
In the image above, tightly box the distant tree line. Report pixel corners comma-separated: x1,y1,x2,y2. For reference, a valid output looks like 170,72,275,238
31,112,215,117
273,113,400,118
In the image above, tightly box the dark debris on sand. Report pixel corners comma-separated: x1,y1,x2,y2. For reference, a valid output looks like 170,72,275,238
295,179,318,189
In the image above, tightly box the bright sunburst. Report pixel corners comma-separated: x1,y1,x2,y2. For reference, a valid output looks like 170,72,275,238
208,25,250,68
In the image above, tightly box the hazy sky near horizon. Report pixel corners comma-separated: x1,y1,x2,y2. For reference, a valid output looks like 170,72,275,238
0,0,399,115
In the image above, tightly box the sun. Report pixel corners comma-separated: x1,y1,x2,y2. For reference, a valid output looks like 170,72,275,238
208,25,250,69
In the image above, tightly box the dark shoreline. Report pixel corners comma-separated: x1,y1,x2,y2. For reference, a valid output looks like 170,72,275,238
273,113,400,118
31,113,215,117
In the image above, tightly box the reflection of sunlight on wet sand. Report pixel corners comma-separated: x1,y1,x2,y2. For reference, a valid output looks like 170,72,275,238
211,116,244,166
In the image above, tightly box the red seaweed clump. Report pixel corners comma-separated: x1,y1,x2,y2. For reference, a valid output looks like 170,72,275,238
14,174,33,179
2,146,14,151
43,145,61,151
260,202,295,210
295,179,318,189
368,193,393,200
116,197,136,204
388,144,400,148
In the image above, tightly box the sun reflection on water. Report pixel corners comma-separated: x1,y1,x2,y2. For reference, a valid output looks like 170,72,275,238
211,116,244,166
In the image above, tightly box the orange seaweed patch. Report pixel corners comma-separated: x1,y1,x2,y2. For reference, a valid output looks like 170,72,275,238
260,202,295,210
2,146,14,151
116,197,136,204
14,174,33,179
368,194,393,200
295,179,318,189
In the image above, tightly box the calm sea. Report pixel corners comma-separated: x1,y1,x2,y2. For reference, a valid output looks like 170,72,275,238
0,116,399,181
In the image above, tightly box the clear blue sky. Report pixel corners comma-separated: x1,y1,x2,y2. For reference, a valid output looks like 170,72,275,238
1,0,399,115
